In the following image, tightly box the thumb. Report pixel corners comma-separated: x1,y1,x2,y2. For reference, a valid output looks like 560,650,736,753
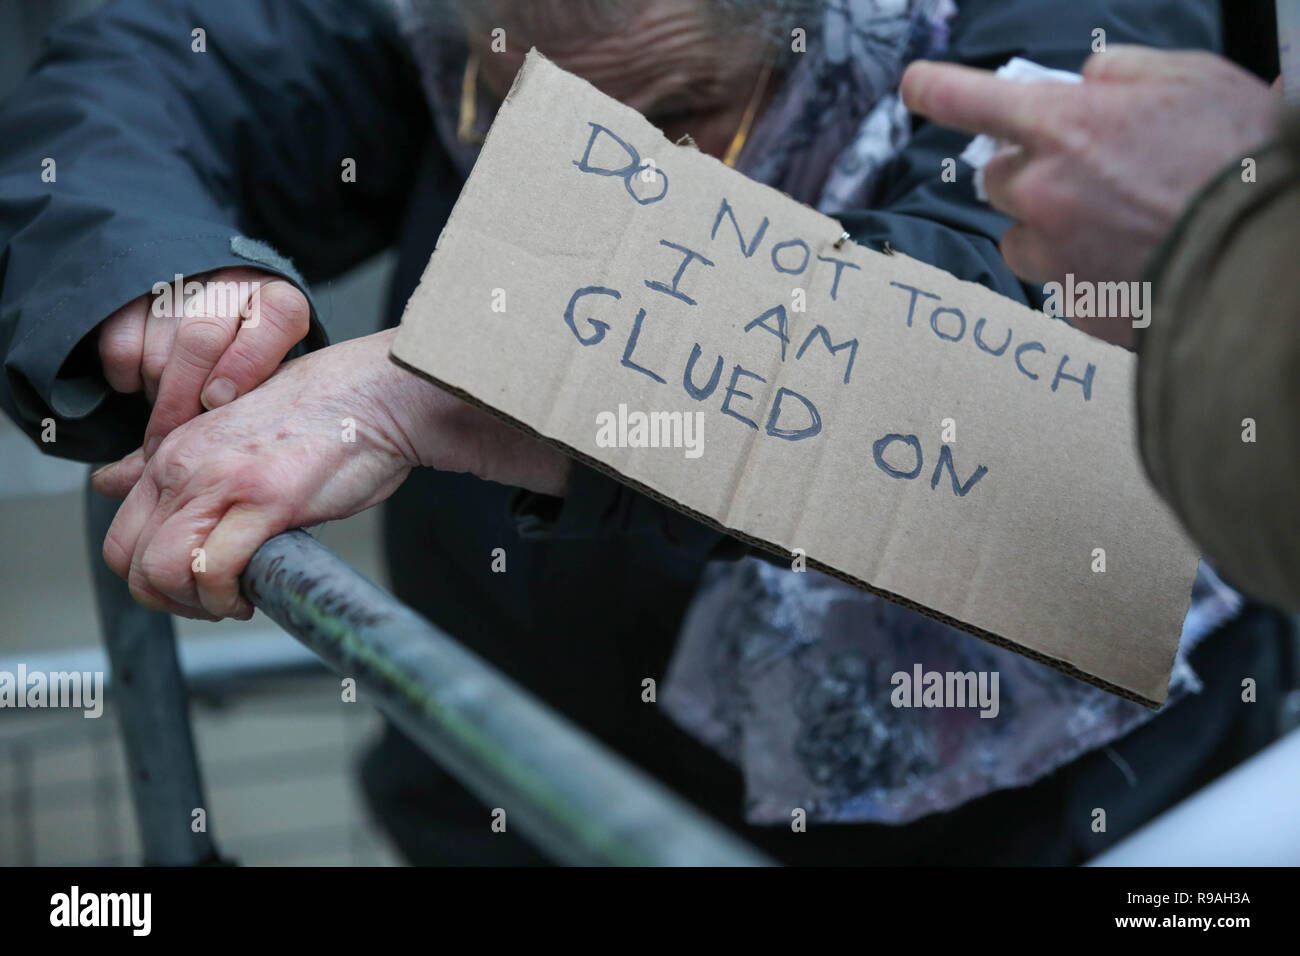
91,448,147,499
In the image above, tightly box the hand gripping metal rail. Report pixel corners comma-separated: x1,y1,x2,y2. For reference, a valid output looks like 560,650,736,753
86,482,772,867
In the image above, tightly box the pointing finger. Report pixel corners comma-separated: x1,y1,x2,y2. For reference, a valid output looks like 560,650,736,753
901,60,1062,147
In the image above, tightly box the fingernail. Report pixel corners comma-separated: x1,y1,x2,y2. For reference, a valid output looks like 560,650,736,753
201,377,237,410
90,462,114,481
144,436,161,459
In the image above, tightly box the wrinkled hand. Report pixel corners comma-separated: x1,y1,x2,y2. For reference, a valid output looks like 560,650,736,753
93,328,571,621
97,266,310,458
902,46,1279,345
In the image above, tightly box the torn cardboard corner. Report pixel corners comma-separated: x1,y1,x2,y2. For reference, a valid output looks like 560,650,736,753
391,50,1200,708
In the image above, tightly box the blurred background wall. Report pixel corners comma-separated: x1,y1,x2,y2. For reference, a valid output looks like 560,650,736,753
0,0,403,865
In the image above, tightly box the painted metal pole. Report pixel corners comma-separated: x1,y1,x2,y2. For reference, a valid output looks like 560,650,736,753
86,479,225,866
241,529,773,866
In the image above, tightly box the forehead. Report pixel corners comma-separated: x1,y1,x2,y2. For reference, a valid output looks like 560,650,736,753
471,0,758,105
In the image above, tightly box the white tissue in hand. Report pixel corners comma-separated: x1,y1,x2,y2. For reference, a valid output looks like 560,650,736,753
959,57,1082,200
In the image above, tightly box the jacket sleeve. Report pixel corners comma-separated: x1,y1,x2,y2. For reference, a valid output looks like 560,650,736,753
1136,111,1300,612
513,0,1226,560
0,0,430,462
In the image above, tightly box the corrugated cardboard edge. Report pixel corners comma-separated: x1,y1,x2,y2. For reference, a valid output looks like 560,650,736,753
389,351,1167,711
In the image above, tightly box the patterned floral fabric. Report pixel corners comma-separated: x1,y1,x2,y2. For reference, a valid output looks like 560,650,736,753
666,559,1238,824
739,0,957,211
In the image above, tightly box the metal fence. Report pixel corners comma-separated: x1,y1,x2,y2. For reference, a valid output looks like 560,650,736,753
84,482,772,867
0,678,395,866
5,479,1292,866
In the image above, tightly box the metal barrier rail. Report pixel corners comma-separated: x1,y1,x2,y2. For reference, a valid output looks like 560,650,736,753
72,482,1300,866
241,530,771,866
88,484,771,866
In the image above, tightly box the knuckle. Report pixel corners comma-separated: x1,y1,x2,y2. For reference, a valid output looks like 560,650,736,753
174,315,233,363
139,546,191,597
983,161,1020,210
251,281,310,338
1015,170,1071,238
152,438,197,490
225,465,279,504
152,432,271,502
141,348,169,384
982,163,1010,194
1001,227,1051,282
99,332,140,377
1028,87,1088,145
1080,50,1131,83
186,278,245,321
212,344,264,387
1034,114,1076,153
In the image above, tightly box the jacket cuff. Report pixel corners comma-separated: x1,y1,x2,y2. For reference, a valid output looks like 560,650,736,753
3,230,326,461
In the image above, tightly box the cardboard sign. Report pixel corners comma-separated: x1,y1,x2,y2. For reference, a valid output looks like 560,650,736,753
392,51,1199,708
